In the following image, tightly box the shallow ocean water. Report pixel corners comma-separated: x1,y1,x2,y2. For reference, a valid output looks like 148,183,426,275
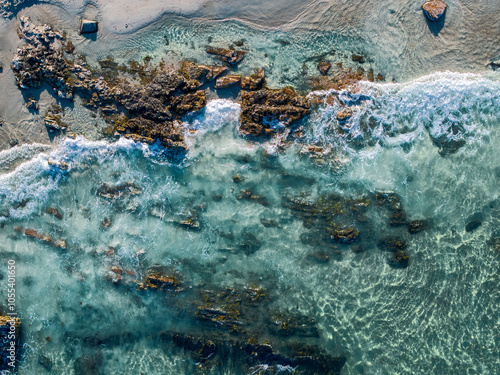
0,71,498,374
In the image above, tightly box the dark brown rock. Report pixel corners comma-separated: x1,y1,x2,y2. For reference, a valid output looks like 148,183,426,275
215,74,241,89
45,207,63,220
206,46,246,65
422,0,447,21
241,68,265,90
180,61,228,82
317,61,331,75
352,54,365,63
240,87,310,137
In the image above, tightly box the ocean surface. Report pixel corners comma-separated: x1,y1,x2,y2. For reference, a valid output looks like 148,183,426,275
0,2,500,374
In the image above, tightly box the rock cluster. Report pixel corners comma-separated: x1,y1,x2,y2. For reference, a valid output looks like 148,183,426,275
240,87,310,137
11,17,72,99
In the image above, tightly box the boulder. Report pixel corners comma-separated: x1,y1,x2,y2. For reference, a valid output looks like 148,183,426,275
206,46,245,65
317,61,331,75
215,74,241,89
422,0,447,22
80,19,98,35
241,68,265,90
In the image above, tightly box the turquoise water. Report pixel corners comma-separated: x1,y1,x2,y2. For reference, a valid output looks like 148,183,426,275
0,71,499,373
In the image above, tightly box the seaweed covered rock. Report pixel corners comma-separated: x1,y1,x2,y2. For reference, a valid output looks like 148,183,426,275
408,220,429,234
240,87,310,137
422,0,447,21
143,273,178,291
195,288,242,330
388,250,410,268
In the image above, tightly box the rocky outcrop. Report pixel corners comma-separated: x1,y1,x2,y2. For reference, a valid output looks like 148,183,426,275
206,46,245,65
180,61,228,83
240,87,310,137
12,17,72,99
422,0,447,21
215,74,241,89
241,68,265,90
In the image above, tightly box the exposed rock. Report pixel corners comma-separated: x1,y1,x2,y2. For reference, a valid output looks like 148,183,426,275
206,46,246,65
241,68,265,90
215,74,241,89
44,107,68,131
64,40,75,54
96,182,141,199
23,228,66,249
170,91,206,114
336,107,353,123
80,19,98,35
317,61,331,75
179,61,228,82
26,97,38,110
240,87,310,137
327,227,360,243
12,18,71,99
0,63,3,73
422,0,447,22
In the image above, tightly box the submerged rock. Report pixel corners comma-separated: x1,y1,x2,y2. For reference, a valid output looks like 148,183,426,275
422,0,447,22
45,207,63,220
408,220,429,234
388,250,410,268
22,228,66,249
143,273,178,290
465,219,482,232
